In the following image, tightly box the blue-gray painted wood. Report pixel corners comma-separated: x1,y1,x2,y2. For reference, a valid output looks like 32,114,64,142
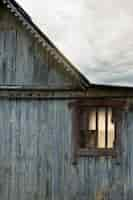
0,2,133,200
0,99,132,200
0,3,77,87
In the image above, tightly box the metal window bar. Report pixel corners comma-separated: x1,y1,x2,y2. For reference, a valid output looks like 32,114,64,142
96,108,98,147
87,108,97,148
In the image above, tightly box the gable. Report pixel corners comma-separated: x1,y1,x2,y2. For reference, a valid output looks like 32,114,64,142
0,1,90,89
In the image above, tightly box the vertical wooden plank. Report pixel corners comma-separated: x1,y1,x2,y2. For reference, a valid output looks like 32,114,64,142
0,98,129,200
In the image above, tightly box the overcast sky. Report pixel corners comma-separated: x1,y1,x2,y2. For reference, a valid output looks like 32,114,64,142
18,0,133,86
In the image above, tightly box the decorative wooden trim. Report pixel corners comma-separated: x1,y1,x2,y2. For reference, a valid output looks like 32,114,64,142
2,0,90,89
78,148,117,157
0,88,84,99
0,88,132,100
71,106,80,164
0,85,133,99
73,99,126,108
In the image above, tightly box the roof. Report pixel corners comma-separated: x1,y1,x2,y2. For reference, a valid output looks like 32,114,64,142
1,0,90,89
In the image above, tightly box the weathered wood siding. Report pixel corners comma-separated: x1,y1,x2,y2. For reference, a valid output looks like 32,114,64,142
0,3,77,87
0,2,133,200
0,99,73,200
0,98,132,200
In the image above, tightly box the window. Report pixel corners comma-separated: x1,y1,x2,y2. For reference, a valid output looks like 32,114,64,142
79,107,115,149
71,99,125,159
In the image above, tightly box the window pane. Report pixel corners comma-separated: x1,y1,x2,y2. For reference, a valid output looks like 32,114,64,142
88,108,96,130
98,108,105,148
79,106,116,150
108,108,115,148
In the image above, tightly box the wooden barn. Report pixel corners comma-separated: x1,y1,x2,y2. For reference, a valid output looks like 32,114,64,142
1,0,133,199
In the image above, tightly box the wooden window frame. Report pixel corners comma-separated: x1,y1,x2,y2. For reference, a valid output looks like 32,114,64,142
71,99,125,162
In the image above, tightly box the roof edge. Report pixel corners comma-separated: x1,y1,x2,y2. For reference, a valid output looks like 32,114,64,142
2,0,90,89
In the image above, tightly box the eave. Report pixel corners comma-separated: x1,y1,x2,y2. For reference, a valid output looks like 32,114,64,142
2,0,90,89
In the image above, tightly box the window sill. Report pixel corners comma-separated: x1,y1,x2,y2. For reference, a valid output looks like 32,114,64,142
78,148,118,157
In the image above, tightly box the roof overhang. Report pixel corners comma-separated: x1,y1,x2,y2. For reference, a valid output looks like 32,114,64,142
1,0,90,89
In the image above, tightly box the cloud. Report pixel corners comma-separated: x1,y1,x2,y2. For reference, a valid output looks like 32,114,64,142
18,0,133,86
